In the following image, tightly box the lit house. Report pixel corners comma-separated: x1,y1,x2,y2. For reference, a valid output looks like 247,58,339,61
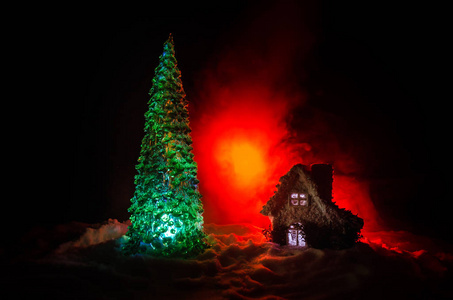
261,164,363,249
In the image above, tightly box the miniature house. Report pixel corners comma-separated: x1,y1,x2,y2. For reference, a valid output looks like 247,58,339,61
261,164,363,249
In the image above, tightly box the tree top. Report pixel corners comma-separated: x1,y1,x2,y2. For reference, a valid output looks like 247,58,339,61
166,33,174,46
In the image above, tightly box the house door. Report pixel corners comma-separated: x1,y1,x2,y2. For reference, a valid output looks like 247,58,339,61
286,225,306,247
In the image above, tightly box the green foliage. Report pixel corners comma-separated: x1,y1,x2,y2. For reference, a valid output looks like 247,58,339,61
123,34,208,258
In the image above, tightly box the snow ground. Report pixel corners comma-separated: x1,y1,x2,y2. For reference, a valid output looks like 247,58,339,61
1,220,452,299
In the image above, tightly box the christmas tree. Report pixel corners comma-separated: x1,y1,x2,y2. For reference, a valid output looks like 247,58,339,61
123,34,207,257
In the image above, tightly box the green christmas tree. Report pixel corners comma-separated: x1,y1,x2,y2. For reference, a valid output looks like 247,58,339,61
123,34,207,257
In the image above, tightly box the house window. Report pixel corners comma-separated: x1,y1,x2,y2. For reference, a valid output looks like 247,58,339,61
286,224,306,246
289,193,308,206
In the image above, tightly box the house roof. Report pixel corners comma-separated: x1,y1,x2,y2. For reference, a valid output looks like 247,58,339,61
261,163,363,231
261,164,329,218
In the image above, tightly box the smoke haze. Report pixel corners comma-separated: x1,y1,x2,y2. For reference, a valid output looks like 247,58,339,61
190,1,381,233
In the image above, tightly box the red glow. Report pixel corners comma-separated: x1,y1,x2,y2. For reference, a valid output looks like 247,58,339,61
332,175,381,234
191,85,300,227
191,84,382,232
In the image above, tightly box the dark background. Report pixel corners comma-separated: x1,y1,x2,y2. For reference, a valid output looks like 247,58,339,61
11,1,450,244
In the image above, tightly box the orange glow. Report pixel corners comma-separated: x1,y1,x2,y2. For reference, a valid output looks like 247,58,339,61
218,139,266,189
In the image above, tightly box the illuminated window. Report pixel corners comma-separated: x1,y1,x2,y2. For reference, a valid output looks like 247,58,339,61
289,193,308,206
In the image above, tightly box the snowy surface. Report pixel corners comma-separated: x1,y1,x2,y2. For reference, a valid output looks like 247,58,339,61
2,220,452,299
